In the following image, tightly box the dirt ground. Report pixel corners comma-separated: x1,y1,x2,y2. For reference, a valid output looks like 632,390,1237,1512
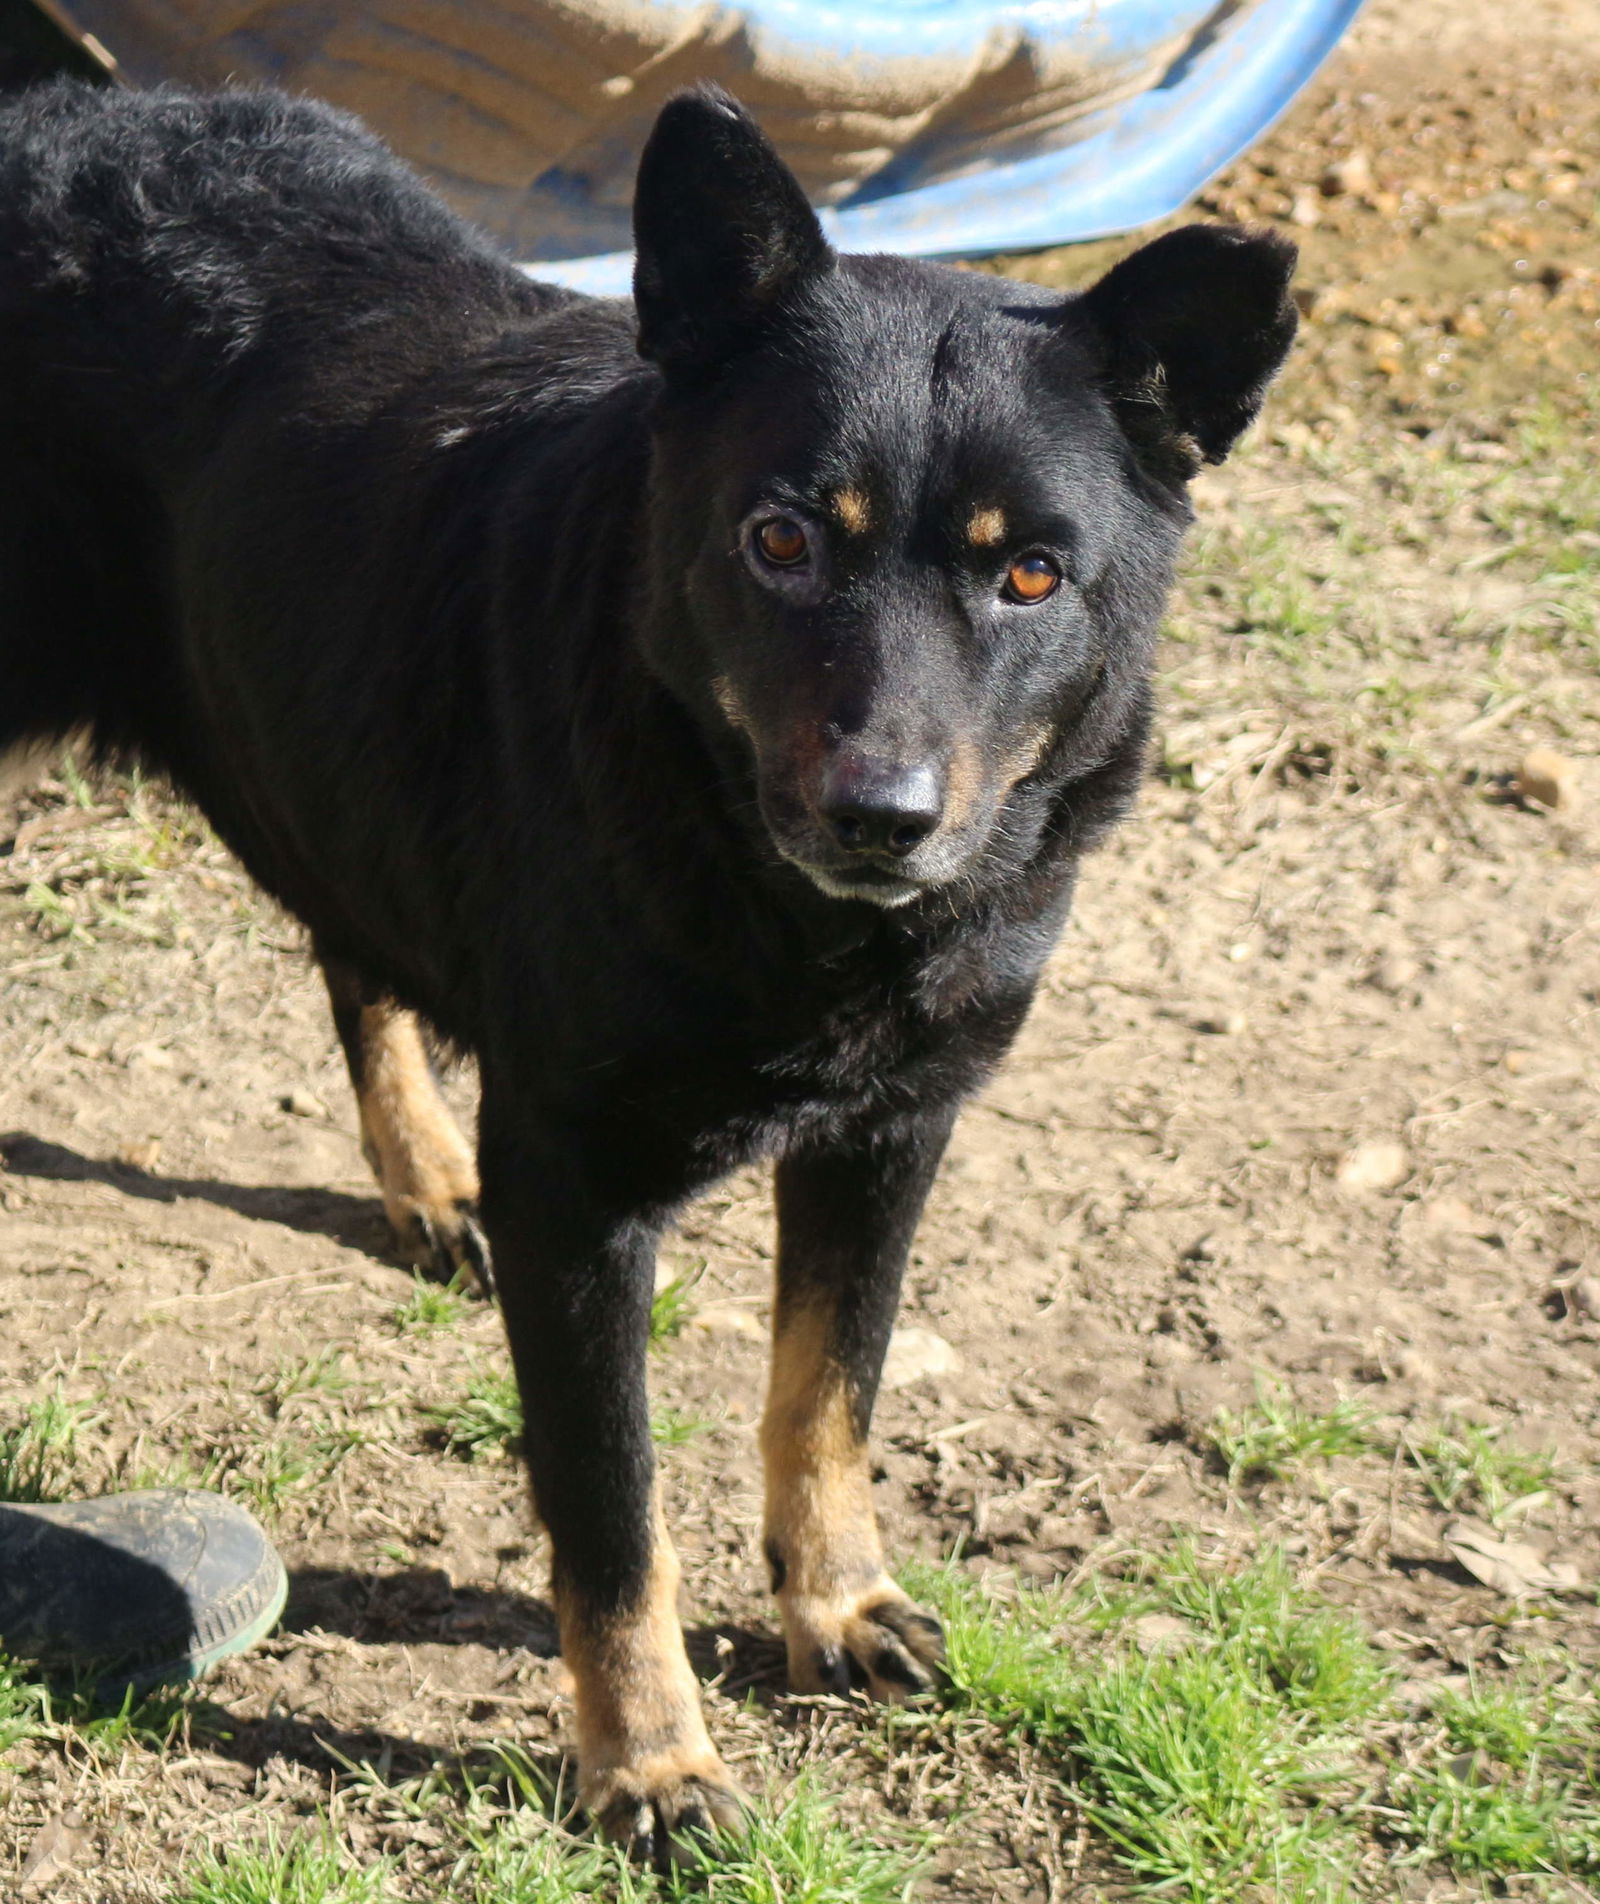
2,0,1599,1895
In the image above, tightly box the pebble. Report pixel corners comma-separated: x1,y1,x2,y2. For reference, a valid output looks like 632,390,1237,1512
882,1327,962,1388
1368,953,1420,995
689,1303,765,1343
281,1087,327,1118
1515,745,1581,814
1194,1010,1249,1036
1320,149,1374,196
115,1137,162,1174
1421,1195,1480,1236
1387,1345,1437,1387
1336,1139,1411,1194
1559,1275,1600,1321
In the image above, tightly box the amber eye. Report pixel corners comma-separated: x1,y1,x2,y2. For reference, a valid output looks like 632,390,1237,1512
1004,553,1062,604
755,516,809,567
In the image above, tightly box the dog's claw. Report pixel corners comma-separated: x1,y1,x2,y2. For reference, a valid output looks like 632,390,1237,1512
399,1198,494,1297
785,1584,946,1704
591,1772,747,1869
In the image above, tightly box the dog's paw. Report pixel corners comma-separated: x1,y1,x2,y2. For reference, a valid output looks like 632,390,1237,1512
394,1197,494,1296
584,1752,747,1867
782,1578,946,1702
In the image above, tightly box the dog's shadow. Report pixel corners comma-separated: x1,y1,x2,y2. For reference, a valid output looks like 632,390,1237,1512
0,1130,390,1257
284,1565,787,1698
176,1568,787,1788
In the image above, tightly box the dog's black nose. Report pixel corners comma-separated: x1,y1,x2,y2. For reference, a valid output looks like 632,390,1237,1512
820,761,944,857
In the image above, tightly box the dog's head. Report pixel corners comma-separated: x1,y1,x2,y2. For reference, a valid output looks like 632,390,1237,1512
633,87,1296,909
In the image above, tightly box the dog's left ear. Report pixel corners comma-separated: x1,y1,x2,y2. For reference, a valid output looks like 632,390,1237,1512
633,84,834,381
1076,224,1297,478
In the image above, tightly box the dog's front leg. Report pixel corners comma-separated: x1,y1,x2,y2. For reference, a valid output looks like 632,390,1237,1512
477,1102,743,1859
763,1106,958,1700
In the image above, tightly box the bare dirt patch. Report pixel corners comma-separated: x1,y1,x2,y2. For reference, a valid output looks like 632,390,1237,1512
3,2,1599,1895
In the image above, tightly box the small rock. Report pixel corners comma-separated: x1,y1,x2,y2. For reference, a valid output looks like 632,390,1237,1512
1320,150,1373,196
124,1041,175,1071
1515,745,1581,814
1368,954,1420,995
1558,1275,1600,1321
1387,1345,1437,1387
281,1087,327,1118
1193,1011,1249,1036
115,1137,162,1174
1288,188,1321,228
1145,1335,1198,1370
689,1303,765,1343
1336,1140,1410,1194
1503,1048,1532,1076
882,1327,962,1389
1421,1196,1479,1236
1132,1613,1193,1656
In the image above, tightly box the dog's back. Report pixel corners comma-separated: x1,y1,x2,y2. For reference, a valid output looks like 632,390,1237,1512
0,83,560,766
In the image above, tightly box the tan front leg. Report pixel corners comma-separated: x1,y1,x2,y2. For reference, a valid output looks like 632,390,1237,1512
761,1301,944,1700
560,1499,746,1856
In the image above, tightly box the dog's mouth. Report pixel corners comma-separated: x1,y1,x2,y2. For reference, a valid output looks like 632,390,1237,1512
782,853,930,909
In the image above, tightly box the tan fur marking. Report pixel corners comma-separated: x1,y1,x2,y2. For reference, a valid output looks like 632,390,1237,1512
762,1304,883,1606
941,736,987,831
761,1299,941,1698
354,1002,478,1251
967,505,1007,547
711,674,750,733
559,1498,741,1826
832,488,872,535
999,722,1054,792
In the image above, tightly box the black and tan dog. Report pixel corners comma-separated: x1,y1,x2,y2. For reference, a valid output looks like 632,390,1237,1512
0,79,1295,1854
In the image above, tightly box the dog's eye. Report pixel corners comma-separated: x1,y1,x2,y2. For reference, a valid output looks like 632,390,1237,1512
1003,554,1061,604
755,516,809,568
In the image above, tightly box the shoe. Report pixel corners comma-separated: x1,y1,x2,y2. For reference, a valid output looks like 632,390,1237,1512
0,1488,288,1694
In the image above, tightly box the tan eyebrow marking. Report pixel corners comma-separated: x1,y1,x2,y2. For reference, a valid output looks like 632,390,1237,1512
831,488,871,535
967,506,1007,547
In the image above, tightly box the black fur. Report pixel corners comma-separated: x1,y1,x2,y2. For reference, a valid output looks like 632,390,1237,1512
0,78,1295,1842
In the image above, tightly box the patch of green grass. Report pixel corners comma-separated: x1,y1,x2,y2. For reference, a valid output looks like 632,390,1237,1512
230,1438,317,1516
0,1654,46,1756
174,1831,391,1904
265,1347,355,1411
0,1387,99,1502
649,1267,703,1347
1400,1419,1560,1525
429,1366,710,1461
391,1272,468,1338
907,1546,1386,1901
1390,1673,1600,1879
428,1364,524,1461
649,1405,712,1448
451,1764,920,1904
0,1650,195,1762
1207,1379,1378,1485
1086,1543,1388,1727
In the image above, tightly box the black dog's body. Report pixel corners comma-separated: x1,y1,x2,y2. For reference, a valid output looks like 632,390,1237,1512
0,81,1294,1850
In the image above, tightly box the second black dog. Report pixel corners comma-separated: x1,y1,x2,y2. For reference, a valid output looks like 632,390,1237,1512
0,78,1295,1855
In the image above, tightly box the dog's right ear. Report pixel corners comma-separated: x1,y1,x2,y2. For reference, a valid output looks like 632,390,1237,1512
633,85,833,381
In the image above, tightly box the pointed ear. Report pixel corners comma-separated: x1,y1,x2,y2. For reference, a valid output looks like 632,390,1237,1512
633,84,834,380
1077,225,1297,478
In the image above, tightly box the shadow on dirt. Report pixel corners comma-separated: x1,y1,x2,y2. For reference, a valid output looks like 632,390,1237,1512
0,1130,390,1257
285,1567,561,1653
281,1569,788,1699
188,1700,576,1795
